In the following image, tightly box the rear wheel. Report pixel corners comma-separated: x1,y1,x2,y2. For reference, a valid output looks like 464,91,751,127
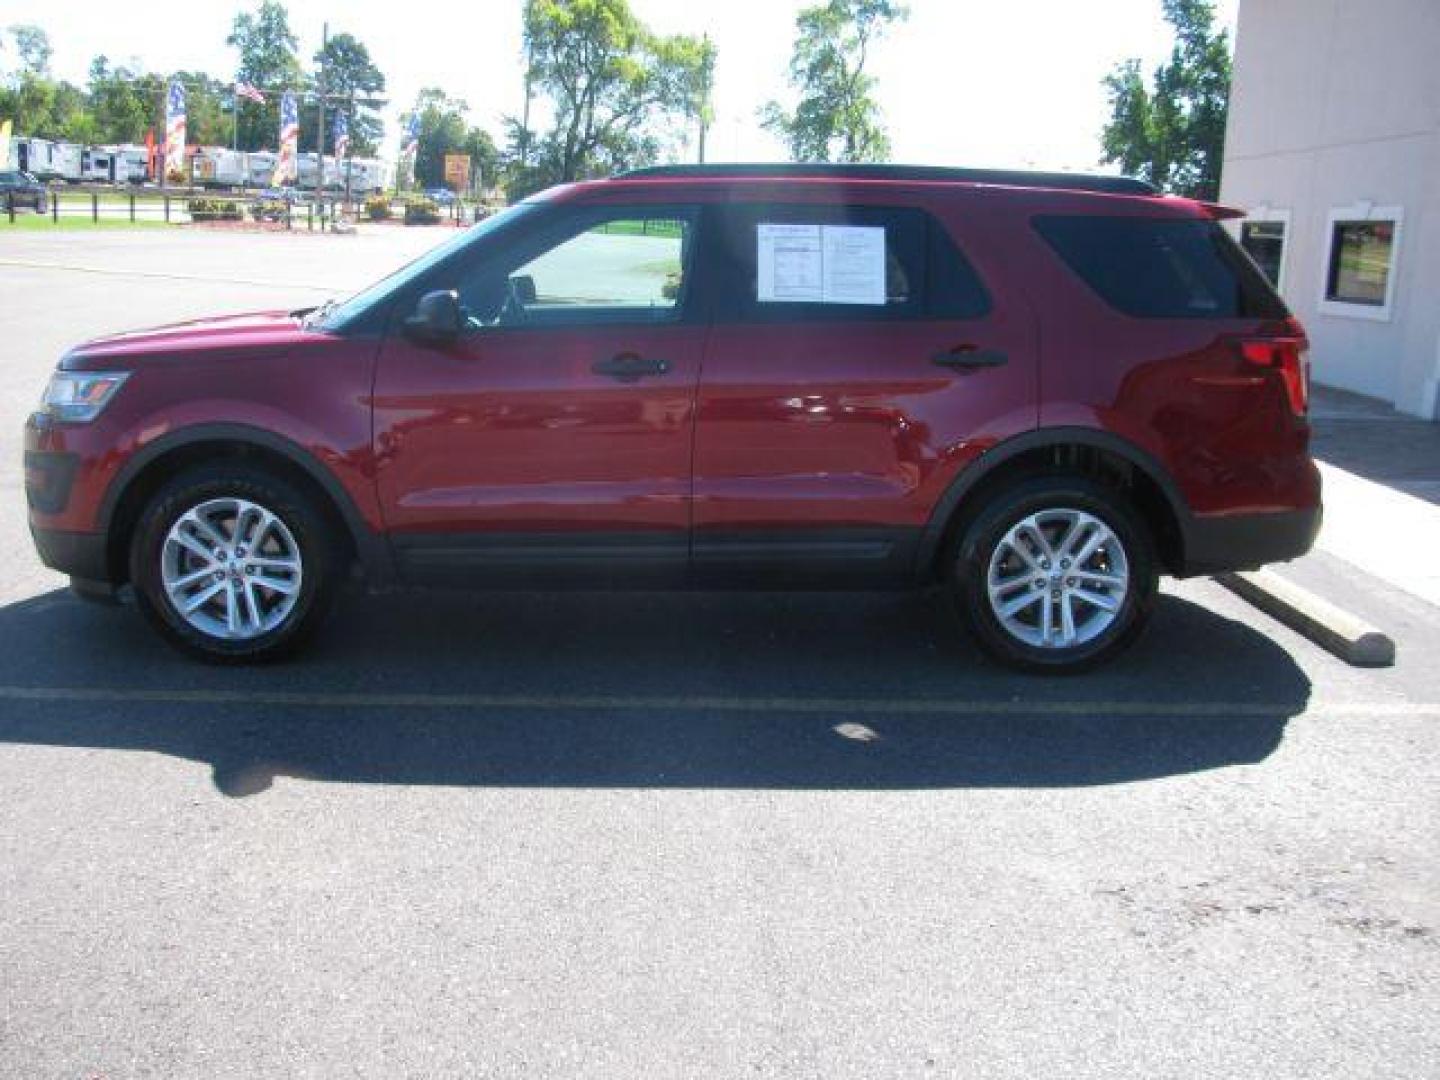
950,477,1157,673
128,464,338,662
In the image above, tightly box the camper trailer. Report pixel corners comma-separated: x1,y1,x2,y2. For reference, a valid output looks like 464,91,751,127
192,147,250,188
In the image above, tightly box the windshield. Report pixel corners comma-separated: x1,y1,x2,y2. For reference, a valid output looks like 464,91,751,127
311,202,541,331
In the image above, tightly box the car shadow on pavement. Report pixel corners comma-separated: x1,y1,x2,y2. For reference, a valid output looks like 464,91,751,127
0,587,1310,797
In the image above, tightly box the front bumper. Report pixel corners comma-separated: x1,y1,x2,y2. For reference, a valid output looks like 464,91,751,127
30,525,112,583
1179,505,1323,577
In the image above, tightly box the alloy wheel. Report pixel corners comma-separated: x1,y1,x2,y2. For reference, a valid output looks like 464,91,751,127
160,497,303,640
984,507,1130,649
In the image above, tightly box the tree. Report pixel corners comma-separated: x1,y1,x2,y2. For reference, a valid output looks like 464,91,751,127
86,57,158,144
520,0,714,185
0,27,85,143
310,32,385,156
8,24,52,76
1100,0,1231,200
400,88,498,191
761,0,906,163
688,34,716,162
227,0,304,151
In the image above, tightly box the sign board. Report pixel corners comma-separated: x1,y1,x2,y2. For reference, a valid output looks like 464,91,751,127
756,222,886,305
444,154,471,193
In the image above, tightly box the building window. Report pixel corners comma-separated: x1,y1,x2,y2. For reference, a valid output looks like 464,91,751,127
1318,203,1403,322
1240,220,1286,288
1326,220,1395,306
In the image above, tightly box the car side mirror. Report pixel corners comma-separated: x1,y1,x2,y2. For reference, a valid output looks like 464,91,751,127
404,289,462,345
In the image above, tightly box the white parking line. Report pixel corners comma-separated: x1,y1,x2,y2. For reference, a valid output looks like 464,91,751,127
0,258,338,291
0,684,1436,718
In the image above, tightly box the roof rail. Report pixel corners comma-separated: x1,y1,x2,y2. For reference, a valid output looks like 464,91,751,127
617,163,1158,196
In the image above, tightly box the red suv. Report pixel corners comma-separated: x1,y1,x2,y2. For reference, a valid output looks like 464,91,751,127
24,164,1320,671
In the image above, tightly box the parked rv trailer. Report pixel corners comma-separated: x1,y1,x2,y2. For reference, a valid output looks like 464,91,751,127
246,151,278,187
114,146,151,184
10,138,75,181
192,147,250,188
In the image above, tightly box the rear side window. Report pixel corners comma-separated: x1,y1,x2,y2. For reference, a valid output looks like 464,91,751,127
1034,215,1288,319
711,204,989,322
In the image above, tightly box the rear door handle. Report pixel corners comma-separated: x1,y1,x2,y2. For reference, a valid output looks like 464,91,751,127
592,353,670,380
933,347,1008,371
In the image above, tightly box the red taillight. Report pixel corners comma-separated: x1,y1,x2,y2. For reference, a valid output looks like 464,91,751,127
1239,334,1309,417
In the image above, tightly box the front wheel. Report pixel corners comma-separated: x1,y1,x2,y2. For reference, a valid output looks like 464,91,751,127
129,464,339,662
950,478,1158,673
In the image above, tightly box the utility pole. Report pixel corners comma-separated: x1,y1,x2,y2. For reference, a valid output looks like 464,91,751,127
344,88,355,210
316,21,328,221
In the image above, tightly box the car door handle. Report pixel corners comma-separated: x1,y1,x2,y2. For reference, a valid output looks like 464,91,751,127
932,346,1008,371
592,353,670,380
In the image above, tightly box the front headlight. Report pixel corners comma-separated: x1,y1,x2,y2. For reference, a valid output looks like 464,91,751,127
40,371,130,423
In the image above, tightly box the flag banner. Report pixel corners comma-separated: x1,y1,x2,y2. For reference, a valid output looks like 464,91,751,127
333,111,350,159
235,81,266,105
402,113,420,159
0,120,11,169
164,81,186,180
272,91,299,186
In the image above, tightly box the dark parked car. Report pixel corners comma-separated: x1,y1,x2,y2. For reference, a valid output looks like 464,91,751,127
1,169,49,213
25,164,1320,670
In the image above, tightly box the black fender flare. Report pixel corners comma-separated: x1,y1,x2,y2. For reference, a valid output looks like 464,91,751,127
98,422,393,585
913,426,1192,580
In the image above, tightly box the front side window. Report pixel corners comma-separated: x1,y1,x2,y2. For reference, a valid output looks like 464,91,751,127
1325,219,1396,307
1240,220,1286,288
456,208,697,330
508,215,689,319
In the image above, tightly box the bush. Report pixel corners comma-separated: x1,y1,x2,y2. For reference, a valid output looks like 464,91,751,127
403,197,440,225
364,195,392,221
249,199,289,223
188,198,243,222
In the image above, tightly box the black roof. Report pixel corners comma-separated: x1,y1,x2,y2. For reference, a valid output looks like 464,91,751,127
618,163,1157,196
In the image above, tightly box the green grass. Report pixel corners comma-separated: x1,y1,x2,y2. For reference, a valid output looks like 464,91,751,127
594,218,685,239
0,214,178,230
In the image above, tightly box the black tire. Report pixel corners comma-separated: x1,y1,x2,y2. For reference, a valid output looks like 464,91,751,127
128,463,339,662
949,476,1158,673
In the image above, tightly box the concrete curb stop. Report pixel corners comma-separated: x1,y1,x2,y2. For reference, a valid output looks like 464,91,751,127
1215,569,1396,668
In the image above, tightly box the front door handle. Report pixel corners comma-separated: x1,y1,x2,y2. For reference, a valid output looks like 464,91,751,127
933,346,1008,371
592,353,670,380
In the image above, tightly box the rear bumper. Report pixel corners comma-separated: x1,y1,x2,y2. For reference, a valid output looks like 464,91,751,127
1178,506,1322,577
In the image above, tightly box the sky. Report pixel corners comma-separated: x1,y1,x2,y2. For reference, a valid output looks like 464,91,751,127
2,0,1239,171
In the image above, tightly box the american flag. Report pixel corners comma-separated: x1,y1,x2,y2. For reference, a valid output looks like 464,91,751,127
235,81,266,105
402,113,420,158
163,81,186,179
271,91,299,186
332,111,350,159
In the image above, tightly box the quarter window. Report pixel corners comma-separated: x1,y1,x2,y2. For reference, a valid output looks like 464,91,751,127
1034,215,1288,319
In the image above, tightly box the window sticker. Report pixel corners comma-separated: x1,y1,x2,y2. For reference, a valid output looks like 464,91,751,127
757,222,886,304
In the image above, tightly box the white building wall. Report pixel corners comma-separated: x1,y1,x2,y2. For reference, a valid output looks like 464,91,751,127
1220,0,1440,419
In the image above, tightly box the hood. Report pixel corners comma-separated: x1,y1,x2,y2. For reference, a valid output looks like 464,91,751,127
63,309,319,369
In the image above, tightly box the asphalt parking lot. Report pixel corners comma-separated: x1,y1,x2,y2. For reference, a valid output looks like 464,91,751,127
1,228,1437,1078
